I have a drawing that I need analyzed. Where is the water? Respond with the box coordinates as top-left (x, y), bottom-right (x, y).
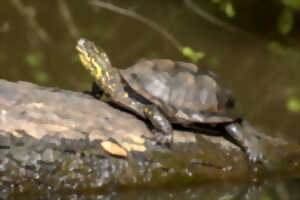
top-left (1, 0), bottom-right (300, 199)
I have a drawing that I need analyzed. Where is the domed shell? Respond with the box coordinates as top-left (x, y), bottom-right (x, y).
top-left (120, 59), bottom-right (236, 124)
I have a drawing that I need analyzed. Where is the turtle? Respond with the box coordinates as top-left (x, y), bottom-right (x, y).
top-left (76, 38), bottom-right (265, 162)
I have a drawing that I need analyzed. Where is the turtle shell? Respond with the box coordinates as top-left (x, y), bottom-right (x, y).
top-left (120, 59), bottom-right (236, 124)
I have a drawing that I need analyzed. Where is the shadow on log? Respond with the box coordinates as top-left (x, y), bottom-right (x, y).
top-left (0, 79), bottom-right (300, 195)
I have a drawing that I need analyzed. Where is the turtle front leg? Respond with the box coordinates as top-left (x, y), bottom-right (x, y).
top-left (143, 105), bottom-right (173, 144)
top-left (84, 82), bottom-right (104, 99)
top-left (225, 121), bottom-right (265, 162)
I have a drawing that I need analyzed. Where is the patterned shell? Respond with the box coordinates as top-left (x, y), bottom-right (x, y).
top-left (120, 59), bottom-right (236, 123)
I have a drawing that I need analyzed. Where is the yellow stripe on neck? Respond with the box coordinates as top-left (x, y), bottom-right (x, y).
top-left (91, 58), bottom-right (103, 79)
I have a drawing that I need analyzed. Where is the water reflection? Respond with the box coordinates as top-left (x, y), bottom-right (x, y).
top-left (113, 178), bottom-right (300, 200)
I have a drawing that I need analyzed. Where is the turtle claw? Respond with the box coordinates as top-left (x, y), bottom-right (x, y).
top-left (159, 134), bottom-right (173, 145)
top-left (247, 149), bottom-right (264, 163)
top-left (225, 122), bottom-right (268, 164)
top-left (151, 130), bottom-right (173, 146)
top-left (242, 135), bottom-right (268, 164)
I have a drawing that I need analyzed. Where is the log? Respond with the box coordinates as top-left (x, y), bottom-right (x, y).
top-left (0, 79), bottom-right (300, 195)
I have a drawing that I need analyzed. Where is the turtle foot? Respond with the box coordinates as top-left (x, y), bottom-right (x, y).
top-left (225, 122), bottom-right (268, 164)
top-left (151, 130), bottom-right (173, 146)
top-left (243, 136), bottom-right (266, 163)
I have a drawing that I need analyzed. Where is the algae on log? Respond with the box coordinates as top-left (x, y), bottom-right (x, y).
top-left (0, 79), bottom-right (300, 194)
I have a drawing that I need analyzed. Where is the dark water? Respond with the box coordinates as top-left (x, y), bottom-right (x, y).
top-left (111, 178), bottom-right (300, 200)
top-left (9, 178), bottom-right (300, 200)
top-left (1, 0), bottom-right (300, 199)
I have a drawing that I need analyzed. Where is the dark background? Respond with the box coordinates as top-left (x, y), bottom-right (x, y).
top-left (1, 0), bottom-right (300, 142)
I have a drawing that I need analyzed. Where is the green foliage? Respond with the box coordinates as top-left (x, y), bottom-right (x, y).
top-left (35, 71), bottom-right (49, 83)
top-left (277, 7), bottom-right (294, 35)
top-left (211, 0), bottom-right (298, 35)
top-left (260, 195), bottom-right (272, 200)
top-left (25, 52), bottom-right (43, 68)
top-left (224, 2), bottom-right (235, 18)
top-left (282, 0), bottom-right (300, 9)
top-left (286, 96), bottom-right (300, 113)
top-left (182, 47), bottom-right (205, 63)
top-left (25, 52), bottom-right (49, 84)
top-left (210, 0), bottom-right (235, 18)
top-left (211, 0), bottom-right (221, 3)
top-left (267, 41), bottom-right (300, 57)
top-left (268, 41), bottom-right (288, 56)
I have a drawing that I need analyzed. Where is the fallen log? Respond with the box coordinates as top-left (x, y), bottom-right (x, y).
top-left (0, 79), bottom-right (300, 195)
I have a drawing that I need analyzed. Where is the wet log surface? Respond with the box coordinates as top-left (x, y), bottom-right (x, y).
top-left (0, 79), bottom-right (300, 196)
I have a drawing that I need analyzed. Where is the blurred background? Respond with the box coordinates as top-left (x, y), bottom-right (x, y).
top-left (1, 0), bottom-right (300, 142)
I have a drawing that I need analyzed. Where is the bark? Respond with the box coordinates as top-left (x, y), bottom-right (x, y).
top-left (0, 79), bottom-right (299, 195)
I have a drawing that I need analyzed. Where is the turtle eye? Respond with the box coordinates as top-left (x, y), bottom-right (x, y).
top-left (78, 38), bottom-right (87, 47)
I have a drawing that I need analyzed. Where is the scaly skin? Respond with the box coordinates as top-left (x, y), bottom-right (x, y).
top-left (76, 38), bottom-right (173, 144)
top-left (76, 38), bottom-right (267, 163)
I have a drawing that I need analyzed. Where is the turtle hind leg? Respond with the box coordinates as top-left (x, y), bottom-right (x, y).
top-left (143, 105), bottom-right (173, 145)
top-left (225, 121), bottom-right (265, 163)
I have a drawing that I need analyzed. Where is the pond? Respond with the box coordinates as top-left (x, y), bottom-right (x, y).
top-left (1, 0), bottom-right (300, 199)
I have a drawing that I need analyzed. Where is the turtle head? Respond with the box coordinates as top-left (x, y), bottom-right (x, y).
top-left (76, 38), bottom-right (112, 80)
top-left (76, 38), bottom-right (122, 96)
